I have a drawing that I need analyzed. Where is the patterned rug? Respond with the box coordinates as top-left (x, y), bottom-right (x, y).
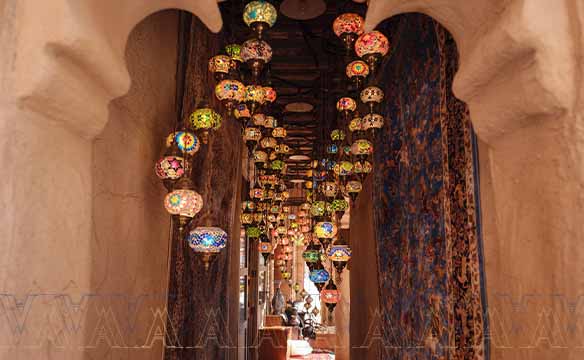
top-left (372, 14), bottom-right (488, 360)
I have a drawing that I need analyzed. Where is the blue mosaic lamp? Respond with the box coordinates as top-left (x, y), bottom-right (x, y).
top-left (187, 226), bottom-right (228, 270)
top-left (309, 262), bottom-right (330, 292)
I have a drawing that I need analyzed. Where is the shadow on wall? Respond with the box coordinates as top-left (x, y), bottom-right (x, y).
top-left (86, 10), bottom-right (178, 360)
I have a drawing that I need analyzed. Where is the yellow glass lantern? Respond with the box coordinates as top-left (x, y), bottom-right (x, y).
top-left (215, 79), bottom-right (245, 111)
top-left (346, 60), bottom-right (369, 88)
top-left (208, 55), bottom-right (231, 80)
top-left (243, 1), bottom-right (278, 38)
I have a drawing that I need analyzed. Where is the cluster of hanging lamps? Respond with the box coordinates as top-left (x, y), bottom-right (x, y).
top-left (155, 102), bottom-right (229, 270)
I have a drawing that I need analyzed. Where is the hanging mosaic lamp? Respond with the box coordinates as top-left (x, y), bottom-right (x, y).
top-left (353, 160), bottom-right (373, 181)
top-left (303, 242), bottom-right (321, 271)
top-left (164, 177), bottom-right (203, 233)
top-left (253, 150), bottom-right (268, 164)
top-left (208, 54), bottom-right (231, 81)
top-left (189, 107), bottom-right (222, 143)
top-left (260, 136), bottom-right (278, 150)
top-left (322, 280), bottom-right (341, 316)
top-left (234, 104), bottom-right (252, 125)
top-left (309, 262), bottom-right (330, 292)
top-left (310, 201), bottom-right (327, 218)
top-left (248, 223), bottom-right (263, 237)
top-left (215, 79), bottom-right (245, 112)
top-left (249, 186), bottom-right (265, 201)
top-left (345, 180), bottom-right (363, 201)
top-left (355, 30), bottom-right (390, 73)
top-left (333, 161), bottom-right (354, 177)
top-left (241, 39), bottom-right (273, 78)
top-left (314, 221), bottom-right (338, 245)
top-left (332, 13), bottom-right (365, 53)
top-left (243, 0), bottom-right (278, 39)
top-left (259, 233), bottom-right (273, 265)
top-left (362, 113), bottom-right (385, 134)
top-left (330, 198), bottom-right (349, 214)
top-left (272, 127), bottom-right (287, 139)
top-left (264, 86), bottom-right (278, 104)
top-left (330, 129), bottom-right (347, 145)
top-left (319, 181), bottom-right (339, 199)
top-left (244, 84), bottom-right (266, 114)
top-left (241, 212), bottom-right (254, 225)
top-left (351, 139), bottom-right (374, 160)
top-left (336, 97), bottom-right (357, 120)
top-left (328, 244), bottom-right (352, 274)
top-left (187, 226), bottom-right (227, 270)
top-left (166, 130), bottom-right (201, 156)
top-left (360, 86), bottom-right (384, 113)
top-left (225, 43), bottom-right (243, 72)
top-left (243, 127), bottom-right (262, 153)
top-left (155, 153), bottom-right (185, 190)
top-left (263, 115), bottom-right (277, 129)
top-left (346, 60), bottom-right (370, 88)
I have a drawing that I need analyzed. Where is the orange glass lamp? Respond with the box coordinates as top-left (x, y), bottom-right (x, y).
top-left (333, 13), bottom-right (365, 53)
top-left (355, 30), bottom-right (390, 73)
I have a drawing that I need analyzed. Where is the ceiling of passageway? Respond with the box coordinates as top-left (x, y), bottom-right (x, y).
top-left (218, 0), bottom-right (369, 179)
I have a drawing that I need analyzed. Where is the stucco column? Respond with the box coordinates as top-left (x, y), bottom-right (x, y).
top-left (0, 1), bottom-right (222, 359)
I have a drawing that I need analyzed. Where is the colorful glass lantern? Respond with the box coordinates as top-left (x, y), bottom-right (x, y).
top-left (234, 104), bottom-right (251, 124)
top-left (263, 115), bottom-right (277, 129)
top-left (303, 248), bottom-right (321, 271)
top-left (334, 161), bottom-right (354, 176)
top-left (208, 55), bottom-right (231, 81)
top-left (362, 113), bottom-right (385, 131)
top-left (322, 280), bottom-right (341, 315)
top-left (166, 131), bottom-right (200, 156)
top-left (215, 79), bottom-right (245, 111)
top-left (187, 226), bottom-right (227, 270)
top-left (326, 144), bottom-right (339, 154)
top-left (164, 178), bottom-right (203, 232)
top-left (355, 31), bottom-right (390, 72)
top-left (189, 108), bottom-right (222, 142)
top-left (241, 39), bottom-right (273, 78)
top-left (155, 155), bottom-right (185, 181)
top-left (246, 226), bottom-right (261, 238)
top-left (254, 150), bottom-right (268, 164)
top-left (309, 266), bottom-right (330, 292)
top-left (244, 85), bottom-right (266, 114)
top-left (319, 182), bottom-right (339, 198)
top-left (243, 127), bottom-right (262, 152)
top-left (314, 222), bottom-right (338, 239)
top-left (241, 212), bottom-right (253, 225)
top-left (351, 139), bottom-right (374, 159)
top-left (253, 213), bottom-right (264, 223)
top-left (259, 174), bottom-right (278, 188)
top-left (336, 97), bottom-right (357, 115)
top-left (354, 160), bottom-right (373, 175)
top-left (348, 117), bottom-right (364, 133)
top-left (243, 1), bottom-right (278, 38)
top-left (330, 199), bottom-right (349, 213)
top-left (345, 180), bottom-right (363, 201)
top-left (282, 271), bottom-right (292, 280)
top-left (330, 129), bottom-right (346, 143)
top-left (260, 136), bottom-right (277, 149)
top-left (264, 87), bottom-right (277, 103)
top-left (242, 200), bottom-right (256, 212)
top-left (259, 236), bottom-right (273, 265)
top-left (333, 13), bottom-right (365, 52)
top-left (250, 187), bottom-right (265, 200)
top-left (346, 60), bottom-right (370, 88)
top-left (272, 127), bottom-right (287, 138)
top-left (271, 159), bottom-right (285, 172)
top-left (252, 113), bottom-right (266, 126)
top-left (328, 244), bottom-right (352, 263)
top-left (311, 201), bottom-right (327, 217)
top-left (275, 143), bottom-right (289, 155)
top-left (361, 86), bottom-right (384, 105)
top-left (225, 43), bottom-right (243, 69)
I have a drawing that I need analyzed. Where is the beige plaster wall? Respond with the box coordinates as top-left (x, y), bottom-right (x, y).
top-left (87, 10), bottom-right (179, 360)
top-left (0, 9), bottom-right (179, 360)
